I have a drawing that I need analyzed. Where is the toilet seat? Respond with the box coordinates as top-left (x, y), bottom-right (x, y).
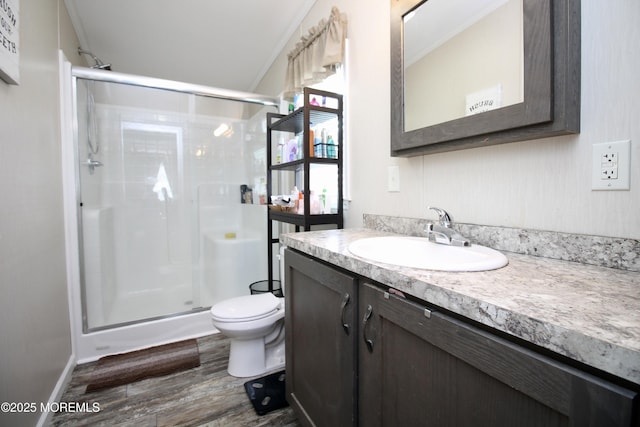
top-left (210, 292), bottom-right (281, 322)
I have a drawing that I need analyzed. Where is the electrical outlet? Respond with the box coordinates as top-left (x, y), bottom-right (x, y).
top-left (601, 167), bottom-right (618, 180)
top-left (592, 140), bottom-right (631, 190)
top-left (602, 152), bottom-right (618, 167)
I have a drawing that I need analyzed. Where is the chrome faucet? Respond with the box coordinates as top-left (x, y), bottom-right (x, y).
top-left (425, 207), bottom-right (470, 247)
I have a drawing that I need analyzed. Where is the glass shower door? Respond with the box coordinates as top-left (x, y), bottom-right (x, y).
top-left (77, 80), bottom-right (197, 330)
top-left (75, 75), bottom-right (272, 332)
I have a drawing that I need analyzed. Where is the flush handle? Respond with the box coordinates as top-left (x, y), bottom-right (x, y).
top-left (340, 293), bottom-right (351, 335)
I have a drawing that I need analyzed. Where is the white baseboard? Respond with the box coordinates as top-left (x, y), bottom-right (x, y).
top-left (36, 354), bottom-right (76, 427)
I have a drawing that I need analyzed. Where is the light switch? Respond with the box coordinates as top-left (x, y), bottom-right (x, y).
top-left (388, 166), bottom-right (400, 192)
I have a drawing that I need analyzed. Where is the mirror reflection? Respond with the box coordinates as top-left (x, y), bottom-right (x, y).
top-left (404, 0), bottom-right (524, 131)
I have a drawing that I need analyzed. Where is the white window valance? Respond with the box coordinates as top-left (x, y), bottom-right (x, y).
top-left (284, 6), bottom-right (347, 100)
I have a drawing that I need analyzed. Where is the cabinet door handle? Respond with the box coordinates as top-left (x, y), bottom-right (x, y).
top-left (340, 293), bottom-right (351, 335)
top-left (363, 304), bottom-right (374, 352)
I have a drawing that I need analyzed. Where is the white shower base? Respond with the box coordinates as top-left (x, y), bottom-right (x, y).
top-left (104, 282), bottom-right (194, 326)
top-left (75, 309), bottom-right (215, 363)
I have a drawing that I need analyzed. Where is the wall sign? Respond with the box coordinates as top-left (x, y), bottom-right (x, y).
top-left (0, 0), bottom-right (19, 85)
top-left (465, 84), bottom-right (502, 116)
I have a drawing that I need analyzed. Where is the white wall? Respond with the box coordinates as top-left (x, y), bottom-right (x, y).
top-left (405, 0), bottom-right (523, 129)
top-left (0, 1), bottom-right (80, 426)
top-left (258, 0), bottom-right (640, 240)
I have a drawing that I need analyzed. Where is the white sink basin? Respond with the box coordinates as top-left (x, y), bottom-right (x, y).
top-left (347, 236), bottom-right (508, 272)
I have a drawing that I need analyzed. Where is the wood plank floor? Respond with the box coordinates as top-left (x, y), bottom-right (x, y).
top-left (49, 334), bottom-right (301, 426)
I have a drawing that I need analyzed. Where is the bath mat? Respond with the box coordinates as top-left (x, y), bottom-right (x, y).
top-left (85, 339), bottom-right (200, 393)
top-left (244, 370), bottom-right (289, 416)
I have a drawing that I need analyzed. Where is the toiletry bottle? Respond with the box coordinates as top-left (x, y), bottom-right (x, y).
top-left (291, 187), bottom-right (299, 212)
top-left (257, 178), bottom-right (267, 205)
top-left (287, 138), bottom-right (298, 162)
top-left (309, 129), bottom-right (314, 157)
top-left (327, 134), bottom-right (336, 159)
top-left (240, 185), bottom-right (248, 204)
top-left (297, 191), bottom-right (304, 214)
top-left (314, 130), bottom-right (322, 158)
top-left (321, 128), bottom-right (328, 158)
top-left (276, 138), bottom-right (284, 164)
top-left (310, 191), bottom-right (320, 215)
top-left (321, 188), bottom-right (328, 214)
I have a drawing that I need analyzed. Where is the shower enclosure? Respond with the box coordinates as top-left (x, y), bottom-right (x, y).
top-left (63, 64), bottom-right (279, 361)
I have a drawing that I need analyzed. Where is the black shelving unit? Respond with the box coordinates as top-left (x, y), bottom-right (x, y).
top-left (266, 87), bottom-right (344, 289)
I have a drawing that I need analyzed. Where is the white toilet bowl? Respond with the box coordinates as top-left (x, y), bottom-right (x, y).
top-left (210, 292), bottom-right (285, 377)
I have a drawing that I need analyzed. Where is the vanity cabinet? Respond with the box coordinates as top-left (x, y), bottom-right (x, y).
top-left (284, 248), bottom-right (357, 427)
top-left (285, 249), bottom-right (639, 427)
top-left (358, 282), bottom-right (637, 427)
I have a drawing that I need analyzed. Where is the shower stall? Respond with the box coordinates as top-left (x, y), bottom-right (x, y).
top-left (62, 63), bottom-right (279, 361)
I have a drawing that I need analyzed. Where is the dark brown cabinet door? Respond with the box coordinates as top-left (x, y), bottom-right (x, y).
top-left (358, 282), bottom-right (637, 427)
top-left (284, 249), bottom-right (357, 426)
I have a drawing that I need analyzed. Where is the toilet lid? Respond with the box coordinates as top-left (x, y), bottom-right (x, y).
top-left (210, 292), bottom-right (281, 321)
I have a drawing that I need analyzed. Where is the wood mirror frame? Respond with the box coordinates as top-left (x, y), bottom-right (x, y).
top-left (390, 0), bottom-right (581, 156)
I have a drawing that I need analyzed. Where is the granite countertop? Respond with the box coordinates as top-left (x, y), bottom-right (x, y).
top-left (280, 228), bottom-right (640, 386)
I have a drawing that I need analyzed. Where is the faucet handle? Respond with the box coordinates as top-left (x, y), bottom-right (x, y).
top-left (428, 207), bottom-right (453, 228)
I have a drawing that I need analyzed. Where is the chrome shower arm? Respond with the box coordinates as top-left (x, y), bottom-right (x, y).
top-left (78, 48), bottom-right (111, 70)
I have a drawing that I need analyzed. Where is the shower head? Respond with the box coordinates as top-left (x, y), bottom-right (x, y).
top-left (78, 48), bottom-right (112, 71)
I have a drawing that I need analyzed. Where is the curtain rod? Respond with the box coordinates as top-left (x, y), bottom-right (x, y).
top-left (72, 66), bottom-right (279, 107)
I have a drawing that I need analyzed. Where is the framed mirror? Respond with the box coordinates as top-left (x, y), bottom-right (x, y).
top-left (391, 0), bottom-right (581, 156)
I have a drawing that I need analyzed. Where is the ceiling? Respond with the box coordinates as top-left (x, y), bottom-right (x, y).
top-left (65, 0), bottom-right (317, 93)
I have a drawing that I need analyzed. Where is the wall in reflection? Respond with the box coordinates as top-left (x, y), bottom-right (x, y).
top-left (404, 0), bottom-right (523, 131)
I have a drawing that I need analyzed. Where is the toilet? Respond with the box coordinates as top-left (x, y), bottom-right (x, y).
top-left (210, 292), bottom-right (285, 377)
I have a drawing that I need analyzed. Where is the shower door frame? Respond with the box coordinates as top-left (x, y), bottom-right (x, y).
top-left (62, 61), bottom-right (278, 362)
